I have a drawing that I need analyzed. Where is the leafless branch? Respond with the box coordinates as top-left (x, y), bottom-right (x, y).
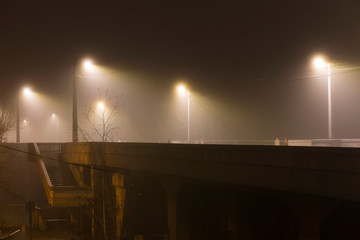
top-left (80, 86), bottom-right (123, 142)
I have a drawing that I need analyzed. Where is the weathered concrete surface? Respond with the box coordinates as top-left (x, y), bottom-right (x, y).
top-left (60, 142), bottom-right (360, 202)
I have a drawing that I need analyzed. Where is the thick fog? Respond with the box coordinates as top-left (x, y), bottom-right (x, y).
top-left (2, 0), bottom-right (360, 143)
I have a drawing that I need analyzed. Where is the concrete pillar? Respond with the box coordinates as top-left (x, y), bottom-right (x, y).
top-left (112, 173), bottom-right (126, 240)
top-left (91, 167), bottom-right (95, 239)
top-left (79, 166), bottom-right (84, 186)
top-left (287, 196), bottom-right (335, 240)
top-left (226, 204), bottom-right (238, 240)
top-left (68, 165), bottom-right (84, 186)
top-left (296, 213), bottom-right (321, 240)
top-left (163, 180), bottom-right (182, 240)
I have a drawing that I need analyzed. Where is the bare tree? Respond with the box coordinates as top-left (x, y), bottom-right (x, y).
top-left (80, 87), bottom-right (123, 142)
top-left (0, 100), bottom-right (15, 143)
top-left (79, 87), bottom-right (123, 239)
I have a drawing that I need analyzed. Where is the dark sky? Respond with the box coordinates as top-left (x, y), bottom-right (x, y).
top-left (1, 0), bottom-right (360, 142)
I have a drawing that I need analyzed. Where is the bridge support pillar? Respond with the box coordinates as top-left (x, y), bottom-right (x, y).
top-left (163, 180), bottom-right (181, 240)
top-left (288, 196), bottom-right (335, 240)
top-left (112, 173), bottom-right (126, 240)
top-left (296, 217), bottom-right (320, 240)
top-left (90, 167), bottom-right (95, 240)
top-left (69, 165), bottom-right (84, 186)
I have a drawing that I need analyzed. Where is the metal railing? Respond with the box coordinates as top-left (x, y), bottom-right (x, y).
top-left (0, 227), bottom-right (25, 240)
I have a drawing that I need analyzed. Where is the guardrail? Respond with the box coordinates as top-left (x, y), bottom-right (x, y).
top-left (0, 227), bottom-right (25, 240)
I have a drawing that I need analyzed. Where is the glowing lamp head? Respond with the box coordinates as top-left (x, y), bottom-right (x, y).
top-left (23, 87), bottom-right (32, 96)
top-left (177, 85), bottom-right (187, 95)
top-left (98, 101), bottom-right (105, 111)
top-left (83, 59), bottom-right (94, 70)
top-left (51, 113), bottom-right (56, 119)
top-left (313, 56), bottom-right (327, 68)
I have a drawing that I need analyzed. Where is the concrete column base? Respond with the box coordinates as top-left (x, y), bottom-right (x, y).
top-left (162, 180), bottom-right (182, 240)
top-left (112, 173), bottom-right (126, 240)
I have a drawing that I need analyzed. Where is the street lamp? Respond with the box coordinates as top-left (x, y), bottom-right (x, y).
top-left (73, 58), bottom-right (94, 142)
top-left (83, 60), bottom-right (94, 70)
top-left (16, 87), bottom-right (32, 143)
top-left (313, 56), bottom-right (333, 139)
top-left (51, 113), bottom-right (59, 142)
top-left (23, 87), bottom-right (32, 96)
top-left (97, 101), bottom-right (105, 112)
top-left (177, 85), bottom-right (190, 142)
top-left (97, 101), bottom-right (107, 142)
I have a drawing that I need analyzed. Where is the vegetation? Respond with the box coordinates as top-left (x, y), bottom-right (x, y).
top-left (0, 100), bottom-right (15, 143)
top-left (79, 87), bottom-right (123, 239)
top-left (80, 87), bottom-right (122, 142)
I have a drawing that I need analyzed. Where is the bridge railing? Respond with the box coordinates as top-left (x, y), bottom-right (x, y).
top-left (0, 227), bottom-right (25, 240)
top-left (0, 204), bottom-right (29, 240)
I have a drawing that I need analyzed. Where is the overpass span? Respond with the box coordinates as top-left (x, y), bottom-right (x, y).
top-left (59, 142), bottom-right (360, 202)
top-left (18, 142), bottom-right (360, 240)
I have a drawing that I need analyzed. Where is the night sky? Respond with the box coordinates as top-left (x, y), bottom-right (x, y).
top-left (1, 0), bottom-right (360, 142)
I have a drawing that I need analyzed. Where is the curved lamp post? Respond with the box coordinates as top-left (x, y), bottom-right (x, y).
top-left (16, 87), bottom-right (32, 143)
top-left (313, 56), bottom-right (333, 139)
top-left (51, 113), bottom-right (59, 142)
top-left (177, 85), bottom-right (190, 142)
top-left (73, 58), bottom-right (94, 142)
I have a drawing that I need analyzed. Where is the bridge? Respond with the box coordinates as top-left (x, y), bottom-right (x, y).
top-left (2, 141), bottom-right (360, 240)
top-left (62, 142), bottom-right (360, 201)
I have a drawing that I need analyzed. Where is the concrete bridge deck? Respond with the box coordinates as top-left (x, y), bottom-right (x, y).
top-left (59, 142), bottom-right (360, 202)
